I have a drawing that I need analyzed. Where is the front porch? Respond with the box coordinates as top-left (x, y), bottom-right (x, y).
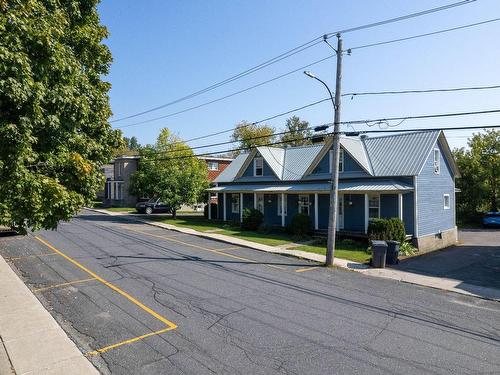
top-left (207, 181), bottom-right (415, 235)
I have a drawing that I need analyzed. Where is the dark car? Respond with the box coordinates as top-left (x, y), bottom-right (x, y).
top-left (482, 212), bottom-right (500, 228)
top-left (135, 198), bottom-right (172, 215)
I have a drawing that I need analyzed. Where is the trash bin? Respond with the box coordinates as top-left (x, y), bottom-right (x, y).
top-left (386, 240), bottom-right (400, 265)
top-left (371, 240), bottom-right (387, 268)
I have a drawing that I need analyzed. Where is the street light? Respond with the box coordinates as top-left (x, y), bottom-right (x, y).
top-left (303, 35), bottom-right (343, 267)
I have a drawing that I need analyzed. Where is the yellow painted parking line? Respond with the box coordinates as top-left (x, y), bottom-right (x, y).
top-left (6, 252), bottom-right (57, 261)
top-left (33, 277), bottom-right (97, 293)
top-left (125, 227), bottom-right (285, 270)
top-left (295, 266), bottom-right (323, 273)
top-left (34, 236), bottom-right (177, 355)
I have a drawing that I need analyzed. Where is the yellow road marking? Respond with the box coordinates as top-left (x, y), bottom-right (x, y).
top-left (295, 266), bottom-right (322, 273)
top-left (6, 253), bottom-right (57, 261)
top-left (33, 277), bottom-right (97, 293)
top-left (216, 246), bottom-right (241, 252)
top-left (125, 227), bottom-right (285, 270)
top-left (34, 236), bottom-right (177, 355)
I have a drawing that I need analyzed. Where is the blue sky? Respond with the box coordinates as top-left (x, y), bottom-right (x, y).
top-left (98, 0), bottom-right (500, 152)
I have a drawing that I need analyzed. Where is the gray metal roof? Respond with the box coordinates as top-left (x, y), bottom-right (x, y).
top-left (257, 146), bottom-right (285, 178)
top-left (362, 130), bottom-right (440, 176)
top-left (208, 179), bottom-right (413, 193)
top-left (213, 153), bottom-right (249, 183)
top-left (340, 137), bottom-right (372, 174)
top-left (282, 144), bottom-right (324, 180)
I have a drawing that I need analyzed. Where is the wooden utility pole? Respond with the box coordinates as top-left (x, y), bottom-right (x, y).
top-left (326, 34), bottom-right (343, 267)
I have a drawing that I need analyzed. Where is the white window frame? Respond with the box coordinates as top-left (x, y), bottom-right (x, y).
top-left (207, 161), bottom-right (219, 171)
top-left (231, 194), bottom-right (240, 213)
top-left (368, 194), bottom-right (380, 219)
top-left (254, 157), bottom-right (264, 176)
top-left (277, 195), bottom-right (287, 216)
top-left (329, 148), bottom-right (344, 173)
top-left (443, 194), bottom-right (450, 209)
top-left (433, 148), bottom-right (441, 175)
top-left (298, 194), bottom-right (310, 215)
top-left (117, 162), bottom-right (123, 177)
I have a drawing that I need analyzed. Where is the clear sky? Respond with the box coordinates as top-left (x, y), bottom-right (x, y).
top-left (98, 0), bottom-right (500, 152)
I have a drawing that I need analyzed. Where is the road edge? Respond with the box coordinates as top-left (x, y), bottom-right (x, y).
top-left (0, 253), bottom-right (100, 374)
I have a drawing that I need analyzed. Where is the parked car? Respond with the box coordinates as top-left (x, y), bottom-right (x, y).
top-left (482, 212), bottom-right (500, 228)
top-left (135, 198), bottom-right (172, 214)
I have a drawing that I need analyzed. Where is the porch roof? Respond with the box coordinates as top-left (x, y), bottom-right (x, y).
top-left (208, 179), bottom-right (413, 193)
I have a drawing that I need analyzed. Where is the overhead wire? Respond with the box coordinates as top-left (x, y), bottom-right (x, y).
top-left (110, 0), bottom-right (475, 123)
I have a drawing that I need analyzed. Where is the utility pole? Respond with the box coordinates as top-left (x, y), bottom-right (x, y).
top-left (326, 34), bottom-right (343, 267)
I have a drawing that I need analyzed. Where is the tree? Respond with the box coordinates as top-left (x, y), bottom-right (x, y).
top-left (130, 128), bottom-right (208, 219)
top-left (453, 130), bottom-right (499, 221)
top-left (280, 116), bottom-right (312, 146)
top-left (230, 121), bottom-right (275, 155)
top-left (115, 135), bottom-right (141, 156)
top-left (0, 1), bottom-right (121, 233)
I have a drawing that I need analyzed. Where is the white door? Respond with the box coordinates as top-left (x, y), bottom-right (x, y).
top-left (337, 194), bottom-right (344, 229)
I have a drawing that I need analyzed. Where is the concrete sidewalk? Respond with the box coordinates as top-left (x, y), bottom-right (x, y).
top-left (86, 208), bottom-right (500, 302)
top-left (0, 254), bottom-right (99, 374)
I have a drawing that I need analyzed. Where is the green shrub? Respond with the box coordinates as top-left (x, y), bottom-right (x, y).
top-left (368, 218), bottom-right (406, 243)
top-left (289, 213), bottom-right (311, 236)
top-left (399, 241), bottom-right (418, 256)
top-left (241, 208), bottom-right (264, 231)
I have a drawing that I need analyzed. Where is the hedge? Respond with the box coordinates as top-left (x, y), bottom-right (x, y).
top-left (368, 218), bottom-right (406, 243)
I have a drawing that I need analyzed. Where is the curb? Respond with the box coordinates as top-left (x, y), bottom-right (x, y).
top-left (85, 208), bottom-right (500, 302)
top-left (0, 254), bottom-right (99, 375)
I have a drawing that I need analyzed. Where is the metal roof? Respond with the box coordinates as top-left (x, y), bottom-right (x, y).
top-left (282, 144), bottom-right (324, 180)
top-left (213, 153), bottom-right (249, 183)
top-left (208, 179), bottom-right (413, 193)
top-left (257, 147), bottom-right (285, 178)
top-left (340, 137), bottom-right (372, 174)
top-left (362, 130), bottom-right (440, 176)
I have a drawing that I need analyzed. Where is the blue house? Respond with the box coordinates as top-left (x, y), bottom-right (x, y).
top-left (208, 130), bottom-right (460, 252)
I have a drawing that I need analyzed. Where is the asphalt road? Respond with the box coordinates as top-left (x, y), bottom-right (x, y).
top-left (0, 210), bottom-right (499, 375)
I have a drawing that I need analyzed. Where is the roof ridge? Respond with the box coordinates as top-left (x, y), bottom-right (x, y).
top-left (363, 129), bottom-right (439, 141)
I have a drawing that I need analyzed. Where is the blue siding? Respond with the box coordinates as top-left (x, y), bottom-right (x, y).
top-left (403, 192), bottom-right (414, 235)
top-left (227, 193), bottom-right (240, 222)
top-left (416, 141), bottom-right (455, 236)
top-left (312, 147), bottom-right (369, 177)
top-left (343, 194), bottom-right (365, 231)
top-left (264, 194), bottom-right (282, 225)
top-left (241, 156), bottom-right (276, 178)
top-left (217, 193), bottom-right (223, 219)
top-left (243, 193), bottom-right (253, 211)
top-left (318, 194), bottom-right (330, 229)
top-left (380, 194), bottom-right (398, 218)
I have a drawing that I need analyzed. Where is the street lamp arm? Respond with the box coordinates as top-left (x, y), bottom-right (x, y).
top-left (303, 71), bottom-right (336, 108)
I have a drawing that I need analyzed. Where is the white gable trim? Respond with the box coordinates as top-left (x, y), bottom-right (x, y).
top-left (234, 149), bottom-right (258, 179)
top-left (416, 131), bottom-right (459, 177)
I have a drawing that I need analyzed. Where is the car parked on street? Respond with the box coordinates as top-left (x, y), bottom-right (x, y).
top-left (482, 212), bottom-right (500, 228)
top-left (135, 198), bottom-right (172, 215)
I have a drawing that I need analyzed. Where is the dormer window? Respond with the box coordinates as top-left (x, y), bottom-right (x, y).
top-left (433, 148), bottom-right (440, 174)
top-left (329, 148), bottom-right (344, 173)
top-left (254, 157), bottom-right (263, 176)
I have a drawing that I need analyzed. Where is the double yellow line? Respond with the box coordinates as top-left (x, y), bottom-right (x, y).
top-left (35, 236), bottom-right (177, 356)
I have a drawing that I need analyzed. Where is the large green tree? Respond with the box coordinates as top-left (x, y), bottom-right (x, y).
top-left (130, 128), bottom-right (208, 219)
top-left (453, 129), bottom-right (499, 221)
top-left (0, 1), bottom-right (121, 233)
top-left (280, 116), bottom-right (312, 146)
top-left (230, 121), bottom-right (275, 155)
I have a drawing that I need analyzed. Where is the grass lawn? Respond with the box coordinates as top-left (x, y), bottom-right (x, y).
top-left (150, 216), bottom-right (294, 246)
top-left (296, 240), bottom-right (371, 263)
top-left (106, 207), bottom-right (137, 213)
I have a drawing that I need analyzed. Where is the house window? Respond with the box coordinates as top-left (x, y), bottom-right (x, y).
top-left (329, 148), bottom-right (344, 173)
top-left (231, 194), bottom-right (240, 213)
top-left (434, 148), bottom-right (440, 174)
top-left (298, 195), bottom-right (310, 215)
top-left (256, 194), bottom-right (265, 214)
top-left (278, 195), bottom-right (287, 216)
top-left (254, 158), bottom-right (263, 176)
top-left (207, 161), bottom-right (219, 171)
top-left (117, 162), bottom-right (123, 177)
top-left (443, 194), bottom-right (450, 209)
top-left (368, 194), bottom-right (380, 218)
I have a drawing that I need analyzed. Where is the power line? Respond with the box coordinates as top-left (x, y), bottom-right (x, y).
top-left (146, 124), bottom-right (499, 162)
top-left (348, 17), bottom-right (500, 51)
top-left (116, 55), bottom-right (335, 128)
top-left (344, 84), bottom-right (500, 97)
top-left (110, 0), bottom-right (475, 123)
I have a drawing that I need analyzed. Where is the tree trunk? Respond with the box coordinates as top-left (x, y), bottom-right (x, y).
top-left (172, 209), bottom-right (177, 219)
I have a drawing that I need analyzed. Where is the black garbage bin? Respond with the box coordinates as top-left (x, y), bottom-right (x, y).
top-left (386, 240), bottom-right (400, 265)
top-left (371, 240), bottom-right (387, 268)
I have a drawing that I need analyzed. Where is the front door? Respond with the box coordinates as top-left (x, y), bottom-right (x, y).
top-left (337, 194), bottom-right (344, 229)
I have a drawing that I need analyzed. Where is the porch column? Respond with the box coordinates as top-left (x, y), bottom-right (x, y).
top-left (240, 192), bottom-right (243, 222)
top-left (398, 193), bottom-right (403, 221)
top-left (254, 193), bottom-right (257, 209)
top-left (208, 193), bottom-right (211, 220)
top-left (314, 193), bottom-right (319, 230)
top-left (223, 193), bottom-right (227, 221)
top-left (281, 193), bottom-right (285, 227)
top-left (364, 194), bottom-right (369, 233)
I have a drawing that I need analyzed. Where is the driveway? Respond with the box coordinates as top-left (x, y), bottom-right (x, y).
top-left (394, 228), bottom-right (500, 290)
